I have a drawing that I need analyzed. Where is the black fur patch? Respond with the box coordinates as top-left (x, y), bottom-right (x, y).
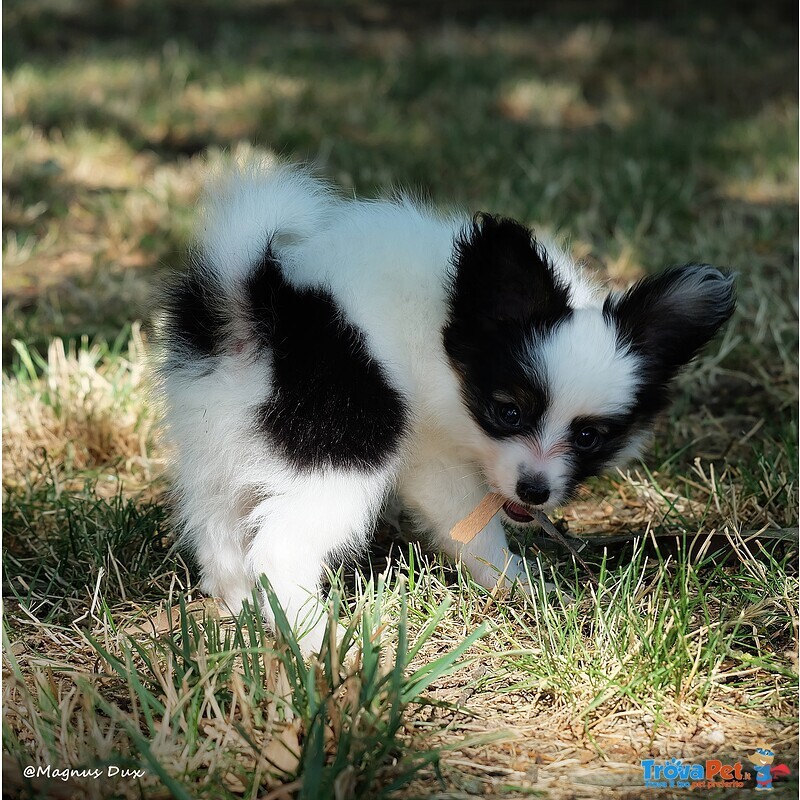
top-left (566, 414), bottom-right (637, 485)
top-left (443, 213), bottom-right (572, 437)
top-left (603, 263), bottom-right (736, 423)
top-left (159, 258), bottom-right (228, 361)
top-left (547, 410), bottom-right (651, 504)
top-left (447, 214), bottom-right (571, 334)
top-left (249, 248), bottom-right (408, 471)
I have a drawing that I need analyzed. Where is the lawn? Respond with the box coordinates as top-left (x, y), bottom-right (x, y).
top-left (2, 1), bottom-right (798, 798)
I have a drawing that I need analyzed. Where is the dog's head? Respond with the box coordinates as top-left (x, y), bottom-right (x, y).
top-left (444, 213), bottom-right (736, 522)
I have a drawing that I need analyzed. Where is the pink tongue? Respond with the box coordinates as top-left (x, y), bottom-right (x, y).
top-left (503, 501), bottom-right (535, 523)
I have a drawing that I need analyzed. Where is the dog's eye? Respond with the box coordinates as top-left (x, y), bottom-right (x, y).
top-left (575, 427), bottom-right (602, 451)
top-left (498, 403), bottom-right (522, 427)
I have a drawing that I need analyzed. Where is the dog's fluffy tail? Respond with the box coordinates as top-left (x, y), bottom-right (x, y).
top-left (154, 160), bottom-right (336, 372)
top-left (195, 159), bottom-right (338, 291)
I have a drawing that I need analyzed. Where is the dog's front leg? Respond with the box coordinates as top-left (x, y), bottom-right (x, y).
top-left (399, 459), bottom-right (531, 591)
top-left (444, 515), bottom-right (532, 591)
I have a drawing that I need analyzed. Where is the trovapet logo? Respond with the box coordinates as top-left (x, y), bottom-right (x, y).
top-left (641, 747), bottom-right (790, 791)
top-left (641, 758), bottom-right (749, 789)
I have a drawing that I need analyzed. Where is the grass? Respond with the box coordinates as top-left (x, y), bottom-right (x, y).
top-left (4, 572), bottom-right (489, 799)
top-left (3, 1), bottom-right (798, 797)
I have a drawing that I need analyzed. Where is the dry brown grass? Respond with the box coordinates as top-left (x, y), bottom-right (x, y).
top-left (3, 3), bottom-right (797, 796)
top-left (3, 325), bottom-right (160, 497)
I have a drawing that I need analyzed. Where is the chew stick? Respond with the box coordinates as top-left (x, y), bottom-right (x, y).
top-left (449, 494), bottom-right (600, 587)
top-left (450, 492), bottom-right (505, 543)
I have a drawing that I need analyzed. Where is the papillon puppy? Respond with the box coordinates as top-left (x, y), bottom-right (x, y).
top-left (154, 161), bottom-right (735, 653)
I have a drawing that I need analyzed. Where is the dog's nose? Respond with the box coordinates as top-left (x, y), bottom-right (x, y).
top-left (516, 476), bottom-right (550, 506)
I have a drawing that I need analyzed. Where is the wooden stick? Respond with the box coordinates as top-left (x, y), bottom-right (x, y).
top-left (450, 492), bottom-right (506, 543)
top-left (449, 493), bottom-right (600, 586)
top-left (533, 511), bottom-right (599, 586)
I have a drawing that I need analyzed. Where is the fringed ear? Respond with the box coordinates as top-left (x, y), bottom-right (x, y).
top-left (603, 264), bottom-right (736, 374)
top-left (448, 213), bottom-right (571, 335)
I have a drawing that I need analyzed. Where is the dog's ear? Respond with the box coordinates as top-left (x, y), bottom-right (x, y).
top-left (603, 264), bottom-right (736, 374)
top-left (450, 213), bottom-right (570, 332)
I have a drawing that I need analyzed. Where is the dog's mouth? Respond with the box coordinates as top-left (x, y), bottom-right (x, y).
top-left (502, 500), bottom-right (536, 523)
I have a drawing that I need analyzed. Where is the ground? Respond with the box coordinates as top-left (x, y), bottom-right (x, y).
top-left (2, 2), bottom-right (798, 798)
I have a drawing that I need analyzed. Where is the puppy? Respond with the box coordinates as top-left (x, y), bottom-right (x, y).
top-left (154, 161), bottom-right (735, 653)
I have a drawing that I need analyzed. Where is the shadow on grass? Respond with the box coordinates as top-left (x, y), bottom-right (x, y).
top-left (3, 0), bottom-right (798, 64)
top-left (3, 474), bottom-right (176, 624)
top-left (2, 0), bottom-right (797, 366)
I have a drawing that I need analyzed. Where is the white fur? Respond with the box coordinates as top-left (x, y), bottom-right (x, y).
top-left (507, 310), bottom-right (640, 503)
top-left (197, 159), bottom-right (341, 290)
top-left (156, 162), bottom-right (682, 653)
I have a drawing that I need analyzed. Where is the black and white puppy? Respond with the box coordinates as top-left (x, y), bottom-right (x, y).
top-left (155, 162), bottom-right (735, 653)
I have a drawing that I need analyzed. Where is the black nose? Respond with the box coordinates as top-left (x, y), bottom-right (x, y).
top-left (516, 476), bottom-right (550, 506)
